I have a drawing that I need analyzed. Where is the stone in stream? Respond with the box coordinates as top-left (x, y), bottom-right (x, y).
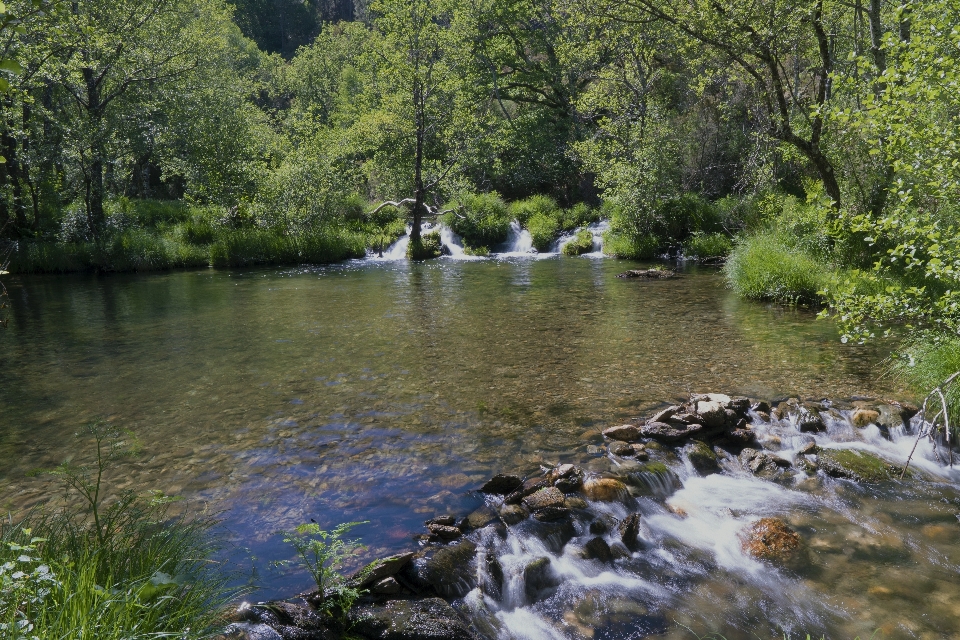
top-left (533, 506), bottom-right (571, 522)
top-left (616, 268), bottom-right (675, 279)
top-left (650, 405), bottom-right (680, 423)
top-left (424, 515), bottom-right (457, 527)
top-left (582, 478), bottom-right (629, 502)
top-left (685, 440), bottom-right (720, 474)
top-left (499, 504), bottom-right (528, 525)
top-left (349, 598), bottom-right (479, 640)
top-left (464, 505), bottom-right (499, 530)
top-left (370, 577), bottom-right (402, 595)
top-left (796, 406), bottom-right (826, 433)
top-left (851, 408), bottom-right (880, 428)
top-left (523, 557), bottom-right (558, 599)
top-left (751, 400), bottom-right (772, 414)
top-left (350, 552), bottom-right (415, 588)
top-left (695, 400), bottom-right (727, 428)
top-left (816, 448), bottom-right (910, 482)
top-left (522, 487), bottom-right (566, 511)
top-left (399, 541), bottom-right (478, 598)
top-left (219, 623), bottom-right (284, 640)
top-left (554, 466), bottom-right (584, 493)
top-left (609, 442), bottom-right (635, 457)
top-left (582, 537), bottom-right (613, 563)
top-left (638, 421), bottom-right (704, 442)
top-left (728, 396), bottom-right (751, 414)
top-left (480, 474), bottom-right (523, 495)
top-left (532, 518), bottom-right (577, 553)
top-left (618, 513), bottom-right (642, 551)
top-left (739, 448), bottom-right (791, 478)
top-left (602, 424), bottom-right (642, 442)
top-left (564, 496), bottom-right (588, 510)
top-left (233, 601), bottom-right (331, 640)
top-left (504, 477), bottom-right (551, 505)
top-left (741, 518), bottom-right (802, 565)
top-left (426, 524), bottom-right (462, 541)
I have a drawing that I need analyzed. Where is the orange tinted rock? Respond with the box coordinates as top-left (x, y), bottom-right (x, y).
top-left (741, 518), bottom-right (802, 563)
top-left (582, 478), bottom-right (629, 502)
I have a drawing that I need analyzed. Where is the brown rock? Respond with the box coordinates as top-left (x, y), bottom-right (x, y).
top-left (610, 442), bottom-right (635, 456)
top-left (638, 421), bottom-right (704, 442)
top-left (499, 504), bottom-right (527, 525)
top-left (603, 424), bottom-right (641, 442)
top-left (504, 477), bottom-right (551, 504)
top-left (582, 537), bottom-right (613, 563)
top-left (522, 487), bottom-right (566, 511)
top-left (370, 577), bottom-right (402, 595)
top-left (533, 506), bottom-right (571, 521)
top-left (650, 405), bottom-right (680, 423)
top-left (741, 518), bottom-right (802, 563)
top-left (350, 552), bottom-right (415, 588)
top-left (695, 400), bottom-right (727, 428)
top-left (465, 505), bottom-right (499, 530)
top-left (582, 478), bottom-right (629, 502)
top-left (427, 524), bottom-right (463, 540)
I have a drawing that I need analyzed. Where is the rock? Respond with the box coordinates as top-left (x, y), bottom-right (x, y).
top-left (499, 504), bottom-right (527, 525)
top-left (616, 268), bottom-right (675, 279)
top-left (350, 552), bottom-right (415, 588)
top-left (796, 407), bottom-right (826, 433)
top-left (533, 506), bottom-right (571, 522)
top-left (602, 424), bottom-right (641, 442)
top-left (427, 524), bottom-right (462, 541)
top-left (695, 400), bottom-right (727, 428)
top-left (483, 553), bottom-right (503, 600)
top-left (618, 513), bottom-right (642, 551)
top-left (371, 577), bottom-right (402, 595)
top-left (424, 515), bottom-right (457, 527)
top-left (582, 537), bottom-right (613, 563)
top-left (632, 445), bottom-right (649, 460)
top-left (638, 421), bottom-right (704, 442)
top-left (349, 597), bottom-right (478, 640)
top-left (589, 518), bottom-right (609, 535)
top-left (753, 411), bottom-right (771, 423)
top-left (464, 506), bottom-right (499, 530)
top-left (739, 448), bottom-right (790, 477)
top-left (851, 408), bottom-right (880, 428)
top-left (751, 401), bottom-right (771, 414)
top-left (582, 478), bottom-right (629, 502)
top-left (504, 477), bottom-right (551, 505)
top-left (816, 448), bottom-right (908, 482)
top-left (722, 428), bottom-right (757, 446)
top-left (220, 623), bottom-right (284, 640)
top-left (524, 557), bottom-right (557, 599)
top-left (685, 440), bottom-right (720, 474)
top-left (523, 487), bottom-right (566, 511)
top-left (554, 467), bottom-right (584, 493)
top-left (480, 474), bottom-right (523, 495)
top-left (741, 518), bottom-right (802, 564)
top-left (728, 396), bottom-right (751, 413)
top-left (554, 463), bottom-right (576, 478)
top-left (650, 405), bottom-right (680, 423)
top-left (610, 442), bottom-right (635, 456)
top-left (402, 541), bottom-right (478, 598)
top-left (563, 496), bottom-right (588, 510)
top-left (876, 404), bottom-right (910, 432)
top-left (533, 518), bottom-right (577, 552)
top-left (798, 441), bottom-right (819, 455)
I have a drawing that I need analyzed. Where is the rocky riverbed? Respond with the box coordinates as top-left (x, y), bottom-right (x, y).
top-left (221, 392), bottom-right (959, 640)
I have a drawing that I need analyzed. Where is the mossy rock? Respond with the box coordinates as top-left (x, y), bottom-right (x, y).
top-left (685, 440), bottom-right (720, 475)
top-left (817, 448), bottom-right (910, 483)
top-left (407, 231), bottom-right (442, 260)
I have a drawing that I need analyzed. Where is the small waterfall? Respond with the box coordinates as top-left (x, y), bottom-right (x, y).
top-left (497, 220), bottom-right (535, 256)
top-left (374, 226), bottom-right (410, 260)
top-left (552, 220), bottom-right (610, 256)
top-left (439, 225), bottom-right (472, 259)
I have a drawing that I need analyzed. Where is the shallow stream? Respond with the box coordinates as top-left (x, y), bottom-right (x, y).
top-left (2, 256), bottom-right (956, 639)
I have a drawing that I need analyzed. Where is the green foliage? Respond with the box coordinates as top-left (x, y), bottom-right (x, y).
top-left (509, 195), bottom-right (560, 226)
top-left (279, 522), bottom-right (371, 621)
top-left (1, 422), bottom-right (236, 639)
top-left (561, 230), bottom-right (595, 256)
top-left (406, 230), bottom-right (442, 261)
top-left (526, 213), bottom-right (560, 252)
top-left (442, 193), bottom-right (511, 250)
top-left (889, 335), bottom-right (960, 431)
top-left (602, 231), bottom-right (660, 260)
top-left (209, 228), bottom-right (365, 267)
top-left (724, 232), bottom-right (835, 305)
top-left (560, 203), bottom-right (599, 231)
top-left (684, 232), bottom-right (732, 259)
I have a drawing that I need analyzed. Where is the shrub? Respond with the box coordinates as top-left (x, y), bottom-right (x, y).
top-left (724, 232), bottom-right (835, 305)
top-left (602, 231), bottom-right (660, 259)
top-left (560, 202), bottom-right (599, 231)
top-left (526, 213), bottom-right (560, 252)
top-left (509, 195), bottom-right (559, 226)
top-left (442, 193), bottom-right (511, 249)
top-left (406, 230), bottom-right (442, 260)
top-left (684, 232), bottom-right (732, 260)
top-left (561, 229), bottom-right (594, 256)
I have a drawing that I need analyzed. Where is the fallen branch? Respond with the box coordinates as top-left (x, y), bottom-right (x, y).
top-left (901, 371), bottom-right (960, 478)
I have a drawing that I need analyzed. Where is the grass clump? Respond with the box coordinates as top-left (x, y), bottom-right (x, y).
top-left (561, 229), bottom-right (595, 256)
top-left (509, 194), bottom-right (559, 226)
top-left (889, 335), bottom-right (960, 435)
top-left (406, 230), bottom-right (442, 260)
top-left (684, 232), bottom-right (732, 260)
top-left (526, 213), bottom-right (560, 252)
top-left (442, 192), bottom-right (511, 251)
top-left (723, 232), bottom-right (834, 305)
top-left (209, 228), bottom-right (365, 267)
top-left (1, 422), bottom-right (237, 639)
top-left (602, 231), bottom-right (659, 259)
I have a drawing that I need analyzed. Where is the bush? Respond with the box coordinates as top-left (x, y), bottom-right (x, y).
top-left (561, 229), bottom-right (595, 256)
top-left (724, 232), bottom-right (835, 305)
top-left (442, 193), bottom-right (511, 249)
top-left (406, 230), bottom-right (442, 260)
top-left (684, 232), bottom-right (732, 259)
top-left (526, 213), bottom-right (560, 252)
top-left (560, 202), bottom-right (599, 231)
top-left (602, 231), bottom-right (660, 259)
top-left (509, 195), bottom-right (559, 226)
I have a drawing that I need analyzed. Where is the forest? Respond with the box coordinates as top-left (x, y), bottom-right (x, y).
top-left (2, 1), bottom-right (960, 638)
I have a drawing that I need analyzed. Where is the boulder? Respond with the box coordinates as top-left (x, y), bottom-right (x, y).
top-left (480, 474), bottom-right (523, 495)
top-left (582, 478), bottom-right (629, 502)
top-left (370, 577), bottom-right (403, 596)
top-left (616, 268), bottom-right (675, 279)
top-left (523, 487), bottom-right (566, 511)
top-left (532, 518), bottom-right (577, 552)
top-left (499, 504), bottom-right (527, 525)
top-left (554, 467), bottom-right (584, 493)
top-left (564, 496), bottom-right (588, 510)
top-left (400, 542), bottom-right (477, 598)
top-left (638, 421), bottom-right (704, 442)
top-left (685, 440), bottom-right (720, 474)
top-left (426, 524), bottom-right (462, 541)
top-left (602, 424), bottom-right (641, 442)
top-left (751, 401), bottom-right (771, 414)
top-left (796, 407), bottom-right (826, 433)
top-left (582, 537), bottom-right (613, 563)
top-left (850, 408), bottom-right (880, 428)
top-left (739, 448), bottom-right (790, 477)
top-left (650, 406), bottom-right (680, 423)
top-left (220, 623), bottom-right (284, 640)
top-left (464, 506), bottom-right (499, 530)
top-left (424, 515), bottom-right (457, 527)
top-left (695, 401), bottom-right (727, 428)
top-left (728, 396), bottom-right (751, 414)
top-left (618, 513), bottom-right (642, 551)
top-left (504, 477), bottom-right (551, 505)
top-left (350, 552), bottom-right (415, 589)
top-left (741, 518), bottom-right (802, 565)
top-left (349, 598), bottom-right (478, 640)
top-left (532, 506), bottom-right (571, 522)
top-left (523, 557), bottom-right (557, 599)
top-left (609, 442), bottom-right (635, 456)
top-left (816, 448), bottom-right (908, 482)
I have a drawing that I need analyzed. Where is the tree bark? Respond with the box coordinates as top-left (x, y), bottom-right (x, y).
top-left (410, 77), bottom-right (425, 244)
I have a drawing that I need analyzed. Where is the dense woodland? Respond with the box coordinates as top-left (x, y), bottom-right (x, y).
top-left (0, 0), bottom-right (957, 382)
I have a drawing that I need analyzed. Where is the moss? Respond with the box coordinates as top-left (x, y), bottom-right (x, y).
top-left (463, 244), bottom-right (490, 257)
top-left (509, 195), bottom-right (559, 226)
top-left (636, 461), bottom-right (669, 475)
top-left (406, 230), bottom-right (442, 261)
top-left (685, 440), bottom-right (720, 474)
top-left (817, 448), bottom-right (910, 482)
top-left (561, 230), bottom-right (594, 256)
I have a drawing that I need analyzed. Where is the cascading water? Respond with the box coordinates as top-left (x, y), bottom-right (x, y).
top-left (415, 404), bottom-right (960, 639)
top-left (497, 221), bottom-right (536, 256)
top-left (553, 220), bottom-right (610, 256)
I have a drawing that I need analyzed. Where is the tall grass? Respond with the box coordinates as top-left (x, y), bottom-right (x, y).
top-left (724, 231), bottom-right (835, 305)
top-left (526, 213), bottom-right (560, 251)
top-left (209, 228), bottom-right (365, 267)
top-left (889, 335), bottom-right (960, 431)
top-left (683, 232), bottom-right (732, 260)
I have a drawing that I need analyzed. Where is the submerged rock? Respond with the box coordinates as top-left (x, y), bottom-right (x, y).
top-left (603, 424), bottom-right (642, 442)
top-left (523, 557), bottom-right (557, 599)
top-left (741, 518), bottom-right (802, 564)
top-left (618, 513), bottom-right (642, 551)
top-left (616, 268), bottom-right (675, 279)
top-left (582, 478), bottom-right (629, 502)
top-left (464, 506), bottom-right (499, 530)
top-left (499, 504), bottom-right (527, 525)
top-left (582, 537), bottom-right (613, 563)
top-left (349, 597), bottom-right (478, 640)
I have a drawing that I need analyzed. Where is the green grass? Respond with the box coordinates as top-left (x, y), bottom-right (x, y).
top-left (442, 192), bottom-right (512, 250)
top-left (526, 213), bottom-right (560, 251)
top-left (561, 229), bottom-right (595, 256)
top-left (683, 232), bottom-right (732, 260)
top-left (209, 228), bottom-right (365, 267)
top-left (723, 231), bottom-right (835, 305)
top-left (508, 194), bottom-right (559, 226)
top-left (406, 230), bottom-right (442, 260)
top-left (889, 335), bottom-right (960, 433)
top-left (602, 231), bottom-right (660, 259)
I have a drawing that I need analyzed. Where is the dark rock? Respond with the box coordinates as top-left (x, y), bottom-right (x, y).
top-left (532, 518), bottom-right (577, 552)
top-left (729, 396), bottom-right (751, 414)
top-left (480, 474), bottom-right (523, 495)
top-left (370, 577), bottom-right (402, 595)
top-left (739, 448), bottom-right (790, 477)
top-left (564, 496), bottom-right (588, 509)
top-left (499, 504), bottom-right (527, 525)
top-left (424, 515), bottom-right (457, 527)
top-left (796, 407), bottom-right (826, 433)
top-left (349, 597), bottom-right (478, 640)
top-left (482, 552), bottom-right (503, 600)
top-left (582, 537), bottom-right (613, 563)
top-left (616, 268), bottom-right (675, 279)
top-left (533, 506), bottom-right (571, 521)
top-left (722, 428), bottom-right (757, 446)
top-left (589, 519), bottom-right (609, 535)
top-left (798, 441), bottom-right (820, 456)
top-left (638, 421), bottom-right (704, 442)
top-left (751, 401), bottom-right (771, 414)
top-left (237, 602), bottom-right (325, 632)
top-left (350, 552), bottom-right (416, 588)
top-left (504, 477), bottom-right (551, 505)
top-left (523, 557), bottom-right (557, 599)
top-left (221, 623), bottom-right (284, 640)
top-left (618, 513), bottom-right (642, 551)
top-left (695, 400), bottom-right (727, 428)
top-left (464, 506), bottom-right (499, 530)
top-left (523, 487), bottom-right (566, 511)
top-left (602, 424), bottom-right (641, 442)
top-left (816, 448), bottom-right (908, 482)
top-left (427, 524), bottom-right (462, 541)
top-left (554, 467), bottom-right (584, 493)
top-left (685, 440), bottom-right (720, 474)
top-left (401, 542), bottom-right (478, 598)
top-left (609, 442), bottom-right (635, 456)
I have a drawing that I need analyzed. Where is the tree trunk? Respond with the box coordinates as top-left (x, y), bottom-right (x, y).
top-left (84, 67), bottom-right (106, 242)
top-left (410, 78), bottom-right (425, 244)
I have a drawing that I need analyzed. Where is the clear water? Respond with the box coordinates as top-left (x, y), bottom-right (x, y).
top-left (3, 257), bottom-right (955, 639)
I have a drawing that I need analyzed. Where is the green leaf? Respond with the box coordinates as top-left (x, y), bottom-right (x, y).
top-left (0, 59), bottom-right (23, 74)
